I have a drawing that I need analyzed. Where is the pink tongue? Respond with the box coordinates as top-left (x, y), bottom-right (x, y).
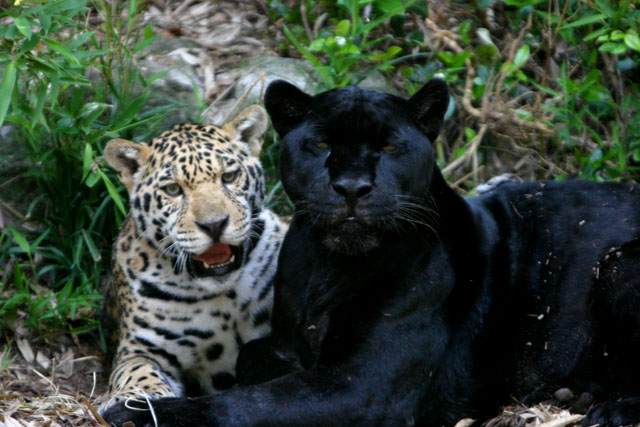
top-left (193, 243), bottom-right (232, 265)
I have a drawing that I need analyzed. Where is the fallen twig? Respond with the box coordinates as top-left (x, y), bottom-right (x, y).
top-left (442, 124), bottom-right (488, 177)
top-left (81, 396), bottom-right (110, 426)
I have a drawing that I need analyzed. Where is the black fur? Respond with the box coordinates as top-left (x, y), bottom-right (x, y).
top-left (103, 80), bottom-right (640, 426)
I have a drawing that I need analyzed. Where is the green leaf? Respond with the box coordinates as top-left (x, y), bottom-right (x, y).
top-left (82, 143), bottom-right (93, 181)
top-left (464, 127), bottom-right (476, 142)
top-left (191, 80), bottom-right (203, 109)
top-left (561, 13), bottom-right (605, 29)
top-left (14, 17), bottom-right (32, 39)
top-left (85, 172), bottom-right (100, 188)
top-left (9, 227), bottom-right (31, 256)
top-left (309, 38), bottom-right (326, 52)
top-left (42, 37), bottom-right (80, 65)
top-left (609, 30), bottom-right (625, 41)
top-left (584, 84), bottom-right (611, 102)
top-left (68, 31), bottom-right (94, 50)
top-left (42, 0), bottom-right (89, 16)
top-left (13, 264), bottom-right (26, 290)
top-left (31, 82), bottom-right (48, 130)
top-left (589, 148), bottom-right (604, 163)
top-left (593, 0), bottom-right (615, 17)
top-left (100, 171), bottom-right (127, 215)
top-left (385, 45), bottom-right (402, 59)
top-left (337, 42), bottom-right (360, 55)
top-left (624, 32), bottom-right (640, 52)
top-left (335, 19), bottom-right (350, 36)
top-left (584, 27), bottom-right (608, 42)
top-left (79, 102), bottom-right (108, 118)
top-left (505, 0), bottom-right (545, 5)
top-left (536, 10), bottom-right (559, 25)
top-left (81, 229), bottom-right (101, 262)
top-left (38, 12), bottom-right (51, 32)
top-left (437, 51), bottom-right (456, 65)
top-left (598, 42), bottom-right (626, 54)
top-left (513, 44), bottom-right (530, 68)
top-left (140, 69), bottom-right (169, 87)
top-left (4, 24), bottom-right (18, 40)
top-left (74, 49), bottom-right (110, 59)
top-left (26, 54), bottom-right (60, 73)
top-left (18, 34), bottom-right (40, 55)
top-left (458, 21), bottom-right (472, 45)
top-left (0, 62), bottom-right (17, 128)
top-left (128, 0), bottom-right (140, 21)
top-left (476, 44), bottom-right (499, 65)
top-left (30, 231), bottom-right (51, 253)
top-left (113, 94), bottom-right (147, 130)
top-left (516, 70), bottom-right (528, 81)
top-left (375, 0), bottom-right (408, 15)
top-left (134, 28), bottom-right (158, 54)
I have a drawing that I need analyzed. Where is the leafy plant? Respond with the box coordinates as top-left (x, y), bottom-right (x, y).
top-left (279, 0), bottom-right (420, 90)
top-left (392, 0), bottom-right (640, 186)
top-left (0, 339), bottom-right (17, 372)
top-left (0, 0), bottom-right (175, 337)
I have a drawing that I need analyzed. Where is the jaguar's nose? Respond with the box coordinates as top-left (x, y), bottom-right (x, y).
top-left (332, 176), bottom-right (372, 206)
top-left (196, 216), bottom-right (229, 241)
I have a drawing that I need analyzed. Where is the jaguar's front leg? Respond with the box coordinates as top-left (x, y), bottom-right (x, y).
top-left (100, 353), bottom-right (182, 417)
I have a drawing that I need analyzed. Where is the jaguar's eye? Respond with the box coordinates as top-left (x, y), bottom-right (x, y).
top-left (381, 145), bottom-right (397, 152)
top-left (315, 142), bottom-right (330, 149)
top-left (163, 183), bottom-right (183, 197)
top-left (221, 170), bottom-right (239, 184)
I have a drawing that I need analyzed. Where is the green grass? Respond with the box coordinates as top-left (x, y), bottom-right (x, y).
top-left (0, 0), bottom-right (181, 338)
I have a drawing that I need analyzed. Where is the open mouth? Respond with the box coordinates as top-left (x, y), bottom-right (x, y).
top-left (187, 243), bottom-right (242, 277)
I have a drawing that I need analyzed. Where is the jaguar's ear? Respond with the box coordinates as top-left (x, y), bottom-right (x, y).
top-left (104, 138), bottom-right (151, 193)
top-left (407, 78), bottom-right (450, 143)
top-left (264, 80), bottom-right (312, 136)
top-left (225, 105), bottom-right (269, 158)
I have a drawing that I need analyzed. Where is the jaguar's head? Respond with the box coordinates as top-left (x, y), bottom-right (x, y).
top-left (104, 105), bottom-right (268, 277)
top-left (265, 79), bottom-right (449, 255)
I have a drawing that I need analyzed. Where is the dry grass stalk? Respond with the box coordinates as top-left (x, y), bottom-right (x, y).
top-left (484, 403), bottom-right (584, 427)
top-left (425, 16), bottom-right (556, 181)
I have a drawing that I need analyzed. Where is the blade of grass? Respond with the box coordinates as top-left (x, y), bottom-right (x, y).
top-left (0, 61), bottom-right (17, 127)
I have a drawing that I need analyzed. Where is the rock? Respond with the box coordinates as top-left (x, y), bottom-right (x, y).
top-left (137, 37), bottom-right (210, 127)
top-left (201, 55), bottom-right (391, 125)
top-left (553, 387), bottom-right (574, 402)
top-left (201, 56), bottom-right (316, 125)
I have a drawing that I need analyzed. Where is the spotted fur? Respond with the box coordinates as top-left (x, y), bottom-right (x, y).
top-left (99, 105), bottom-right (287, 413)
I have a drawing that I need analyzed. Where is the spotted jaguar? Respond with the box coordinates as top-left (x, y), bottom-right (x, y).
top-left (99, 105), bottom-right (287, 413)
